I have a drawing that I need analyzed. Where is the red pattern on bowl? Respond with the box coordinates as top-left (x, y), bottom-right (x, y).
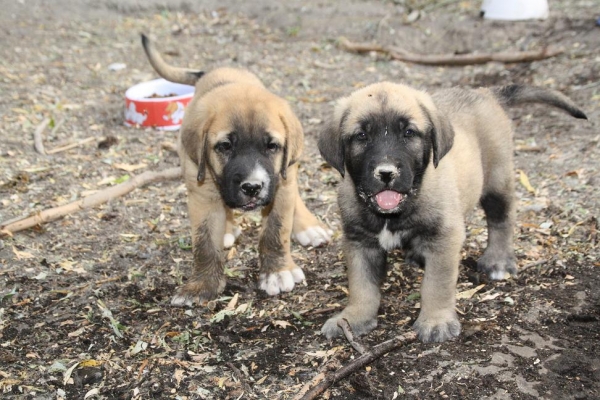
top-left (124, 78), bottom-right (195, 131)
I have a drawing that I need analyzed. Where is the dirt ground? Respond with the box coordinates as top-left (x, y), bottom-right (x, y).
top-left (1, 0), bottom-right (599, 399)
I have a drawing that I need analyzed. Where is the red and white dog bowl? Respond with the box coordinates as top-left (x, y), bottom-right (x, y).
top-left (124, 78), bottom-right (195, 131)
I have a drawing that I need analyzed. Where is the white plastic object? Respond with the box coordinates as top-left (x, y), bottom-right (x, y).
top-left (481, 0), bottom-right (549, 21)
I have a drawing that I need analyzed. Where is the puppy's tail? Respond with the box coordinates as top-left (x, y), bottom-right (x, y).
top-left (491, 85), bottom-right (587, 120)
top-left (141, 33), bottom-right (204, 86)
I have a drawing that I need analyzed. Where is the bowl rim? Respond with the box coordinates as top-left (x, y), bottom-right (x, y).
top-left (125, 78), bottom-right (195, 103)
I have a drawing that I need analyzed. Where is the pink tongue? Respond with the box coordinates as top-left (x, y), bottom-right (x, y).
top-left (375, 190), bottom-right (402, 210)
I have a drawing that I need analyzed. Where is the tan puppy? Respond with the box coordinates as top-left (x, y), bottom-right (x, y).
top-left (318, 83), bottom-right (586, 342)
top-left (141, 34), bottom-right (331, 305)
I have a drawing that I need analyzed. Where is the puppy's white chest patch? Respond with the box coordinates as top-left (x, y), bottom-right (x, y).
top-left (378, 224), bottom-right (402, 251)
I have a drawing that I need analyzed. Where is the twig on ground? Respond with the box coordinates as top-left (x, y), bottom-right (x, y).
top-left (33, 118), bottom-right (51, 155)
top-left (520, 258), bottom-right (551, 273)
top-left (161, 141), bottom-right (178, 154)
top-left (515, 145), bottom-right (544, 153)
top-left (46, 137), bottom-right (97, 154)
top-left (295, 331), bottom-right (418, 400)
top-left (50, 117), bottom-right (66, 136)
top-left (227, 362), bottom-right (253, 394)
top-left (70, 276), bottom-right (127, 292)
top-left (338, 36), bottom-right (563, 66)
top-left (338, 319), bottom-right (369, 354)
top-left (293, 373), bottom-right (326, 400)
top-left (303, 306), bottom-right (341, 316)
top-left (0, 167), bottom-right (181, 237)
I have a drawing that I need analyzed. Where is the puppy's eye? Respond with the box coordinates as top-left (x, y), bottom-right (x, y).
top-left (356, 131), bottom-right (367, 141)
top-left (266, 142), bottom-right (280, 152)
top-left (404, 129), bottom-right (416, 138)
top-left (215, 141), bottom-right (232, 153)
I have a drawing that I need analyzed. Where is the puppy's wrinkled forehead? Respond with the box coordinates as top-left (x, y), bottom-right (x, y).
top-left (339, 83), bottom-right (431, 135)
top-left (211, 103), bottom-right (286, 144)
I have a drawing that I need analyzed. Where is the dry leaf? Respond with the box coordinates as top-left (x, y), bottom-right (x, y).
top-left (272, 320), bottom-right (294, 329)
top-left (456, 284), bottom-right (486, 300)
top-left (225, 293), bottom-right (239, 311)
top-left (517, 169), bottom-right (535, 194)
top-left (173, 368), bottom-right (185, 386)
top-left (68, 327), bottom-right (86, 337)
top-left (479, 292), bottom-right (502, 302)
top-left (114, 163), bottom-right (148, 172)
top-left (255, 375), bottom-right (268, 385)
top-left (63, 361), bottom-right (81, 385)
top-left (80, 359), bottom-right (102, 368)
top-left (84, 388), bottom-right (100, 399)
top-left (12, 246), bottom-right (34, 260)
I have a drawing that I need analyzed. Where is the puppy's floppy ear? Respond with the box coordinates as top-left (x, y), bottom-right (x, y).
top-left (318, 104), bottom-right (348, 177)
top-left (278, 108), bottom-right (304, 180)
top-left (419, 102), bottom-right (454, 168)
top-left (180, 113), bottom-right (214, 182)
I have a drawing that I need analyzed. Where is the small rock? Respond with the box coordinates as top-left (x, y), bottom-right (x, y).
top-left (108, 63), bottom-right (127, 71)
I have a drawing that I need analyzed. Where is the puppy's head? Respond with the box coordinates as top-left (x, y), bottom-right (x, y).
top-left (181, 84), bottom-right (303, 211)
top-left (319, 82), bottom-right (454, 214)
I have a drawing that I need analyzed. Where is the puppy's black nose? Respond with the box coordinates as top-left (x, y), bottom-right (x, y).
top-left (241, 182), bottom-right (263, 197)
top-left (378, 170), bottom-right (394, 184)
top-left (374, 165), bottom-right (398, 184)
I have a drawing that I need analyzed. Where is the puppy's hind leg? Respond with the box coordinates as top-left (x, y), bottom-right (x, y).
top-left (321, 239), bottom-right (386, 339)
top-left (478, 189), bottom-right (517, 280)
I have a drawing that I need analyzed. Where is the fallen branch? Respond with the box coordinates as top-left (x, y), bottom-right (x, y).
top-left (0, 167), bottom-right (181, 237)
top-left (161, 141), bottom-right (178, 154)
top-left (227, 362), bottom-right (254, 395)
top-left (33, 118), bottom-right (51, 155)
top-left (50, 117), bottom-right (66, 136)
top-left (338, 319), bottom-right (369, 354)
top-left (515, 145), bottom-right (544, 153)
top-left (46, 137), bottom-right (96, 154)
top-left (520, 258), bottom-right (551, 273)
top-left (338, 36), bottom-right (563, 66)
top-left (295, 330), bottom-right (417, 400)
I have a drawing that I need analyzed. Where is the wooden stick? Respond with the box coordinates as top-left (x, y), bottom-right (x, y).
top-left (338, 319), bottom-right (369, 354)
top-left (33, 118), bottom-right (51, 155)
top-left (46, 137), bottom-right (96, 154)
top-left (226, 362), bottom-right (253, 394)
top-left (161, 141), bottom-right (178, 154)
top-left (0, 167), bottom-right (181, 236)
top-left (514, 145), bottom-right (544, 153)
top-left (296, 331), bottom-right (417, 400)
top-left (520, 258), bottom-right (549, 272)
top-left (50, 117), bottom-right (66, 136)
top-left (338, 36), bottom-right (563, 66)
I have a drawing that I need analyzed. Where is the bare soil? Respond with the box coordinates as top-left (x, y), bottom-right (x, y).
top-left (1, 1), bottom-right (599, 399)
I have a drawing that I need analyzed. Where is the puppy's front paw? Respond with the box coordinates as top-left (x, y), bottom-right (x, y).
top-left (477, 249), bottom-right (517, 280)
top-left (259, 268), bottom-right (305, 296)
top-left (321, 311), bottom-right (377, 339)
top-left (413, 310), bottom-right (461, 343)
top-left (171, 277), bottom-right (226, 307)
top-left (292, 226), bottom-right (333, 248)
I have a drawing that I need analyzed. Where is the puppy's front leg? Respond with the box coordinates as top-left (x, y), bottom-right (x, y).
top-left (413, 232), bottom-right (462, 343)
top-left (291, 193), bottom-right (332, 248)
top-left (172, 193), bottom-right (227, 306)
top-left (321, 239), bottom-right (386, 338)
top-left (258, 164), bottom-right (305, 295)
